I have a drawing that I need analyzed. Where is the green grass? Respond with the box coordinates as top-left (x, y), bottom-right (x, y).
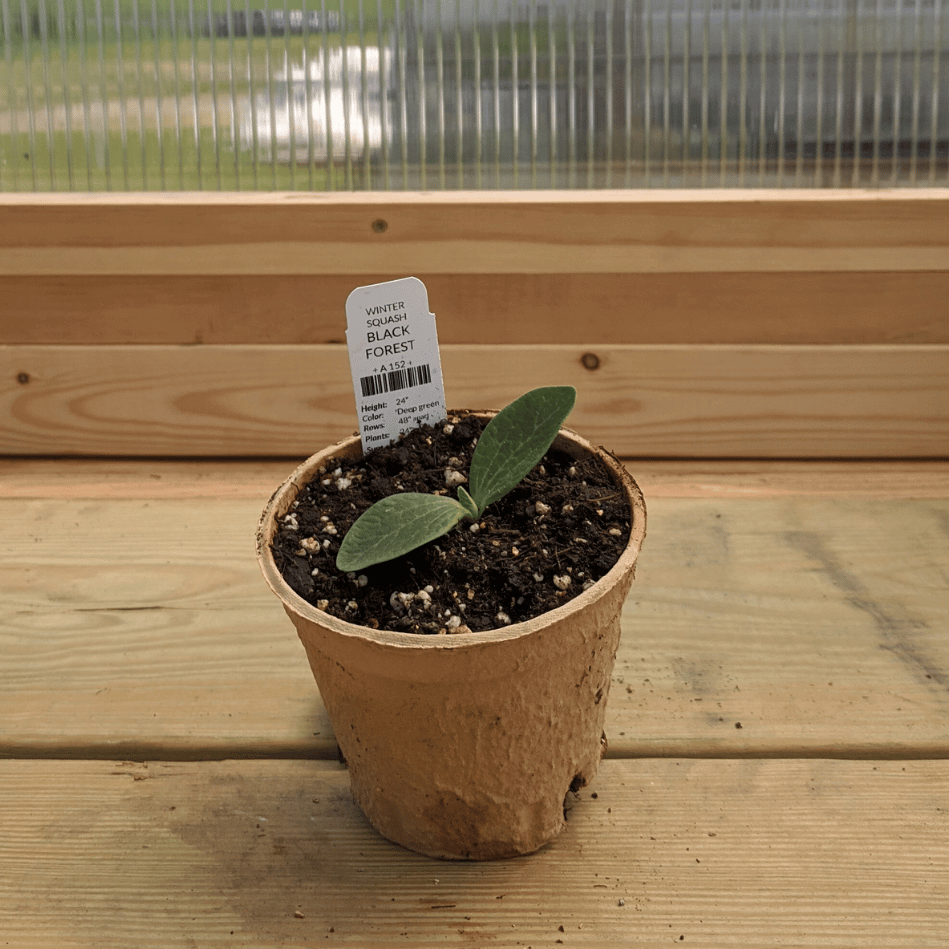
top-left (3, 0), bottom-right (401, 40)
top-left (0, 2), bottom-right (569, 192)
top-left (1, 14), bottom-right (380, 190)
top-left (1, 121), bottom-right (358, 190)
top-left (2, 30), bottom-right (336, 105)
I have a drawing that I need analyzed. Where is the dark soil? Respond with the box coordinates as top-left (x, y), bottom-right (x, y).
top-left (270, 412), bottom-right (631, 635)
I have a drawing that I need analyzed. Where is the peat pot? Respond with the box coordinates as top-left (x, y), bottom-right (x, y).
top-left (256, 417), bottom-right (647, 860)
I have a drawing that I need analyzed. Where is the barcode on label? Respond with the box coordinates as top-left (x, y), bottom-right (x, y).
top-left (360, 363), bottom-right (432, 398)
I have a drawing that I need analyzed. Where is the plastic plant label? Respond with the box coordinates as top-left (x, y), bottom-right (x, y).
top-left (345, 277), bottom-right (447, 451)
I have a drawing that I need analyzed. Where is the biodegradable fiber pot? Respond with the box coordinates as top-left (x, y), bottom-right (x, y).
top-left (256, 417), bottom-right (646, 860)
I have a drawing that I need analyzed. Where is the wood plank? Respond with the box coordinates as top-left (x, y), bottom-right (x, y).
top-left (615, 496), bottom-right (949, 758)
top-left (3, 495), bottom-right (947, 759)
top-left (3, 271), bottom-right (947, 345)
top-left (0, 758), bottom-right (946, 947)
top-left (2, 344), bottom-right (947, 457)
top-left (1, 190), bottom-right (947, 276)
top-left (632, 460), bottom-right (949, 499)
top-left (0, 496), bottom-right (330, 760)
top-left (2, 458), bottom-right (949, 501)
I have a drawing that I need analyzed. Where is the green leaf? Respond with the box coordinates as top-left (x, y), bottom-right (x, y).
top-left (333, 386), bottom-right (577, 572)
top-left (336, 493), bottom-right (469, 572)
top-left (468, 386), bottom-right (577, 512)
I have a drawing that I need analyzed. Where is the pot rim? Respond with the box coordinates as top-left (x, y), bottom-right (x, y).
top-left (257, 412), bottom-right (646, 652)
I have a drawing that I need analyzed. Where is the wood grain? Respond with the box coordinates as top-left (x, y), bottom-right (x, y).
top-left (0, 758), bottom-right (946, 947)
top-left (1, 190), bottom-right (947, 276)
top-left (3, 494), bottom-right (947, 759)
top-left (3, 271), bottom-right (947, 345)
top-left (3, 189), bottom-right (946, 946)
top-left (3, 344), bottom-right (947, 457)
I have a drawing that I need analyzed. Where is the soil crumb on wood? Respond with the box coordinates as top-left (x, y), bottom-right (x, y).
top-left (271, 412), bottom-right (631, 634)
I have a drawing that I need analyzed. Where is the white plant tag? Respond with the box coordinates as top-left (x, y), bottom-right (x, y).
top-left (345, 277), bottom-right (447, 451)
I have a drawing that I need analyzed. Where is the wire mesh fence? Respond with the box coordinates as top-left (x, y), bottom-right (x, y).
top-left (1, 0), bottom-right (946, 191)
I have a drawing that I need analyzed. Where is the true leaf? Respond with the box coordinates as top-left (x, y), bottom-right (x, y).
top-left (468, 386), bottom-right (577, 511)
top-left (336, 493), bottom-right (469, 572)
top-left (456, 485), bottom-right (480, 519)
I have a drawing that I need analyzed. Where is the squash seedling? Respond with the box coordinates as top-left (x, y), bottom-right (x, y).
top-left (336, 386), bottom-right (577, 572)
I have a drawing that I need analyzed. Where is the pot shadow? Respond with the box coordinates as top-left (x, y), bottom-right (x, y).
top-left (148, 759), bottom-right (572, 942)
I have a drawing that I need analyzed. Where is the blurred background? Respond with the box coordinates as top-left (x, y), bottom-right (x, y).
top-left (1, 0), bottom-right (946, 191)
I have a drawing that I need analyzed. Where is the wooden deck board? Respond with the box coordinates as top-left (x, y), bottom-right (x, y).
top-left (3, 344), bottom-right (948, 457)
top-left (1, 758), bottom-right (946, 947)
top-left (3, 190), bottom-right (948, 277)
top-left (3, 465), bottom-right (947, 759)
top-left (5, 272), bottom-right (948, 346)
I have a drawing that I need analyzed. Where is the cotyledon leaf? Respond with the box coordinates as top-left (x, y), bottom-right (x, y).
top-left (336, 493), bottom-right (470, 572)
top-left (333, 386), bottom-right (578, 572)
top-left (468, 386), bottom-right (577, 512)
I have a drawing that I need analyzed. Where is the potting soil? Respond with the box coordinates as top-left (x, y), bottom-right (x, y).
top-left (270, 412), bottom-right (631, 634)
